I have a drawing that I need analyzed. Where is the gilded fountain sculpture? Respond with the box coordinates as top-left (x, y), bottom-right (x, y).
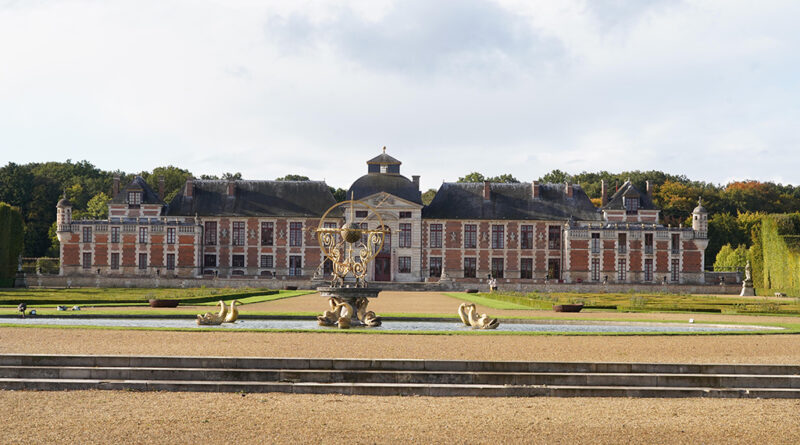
top-left (315, 198), bottom-right (386, 329)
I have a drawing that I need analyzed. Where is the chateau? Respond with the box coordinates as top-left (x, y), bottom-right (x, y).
top-left (56, 151), bottom-right (710, 285)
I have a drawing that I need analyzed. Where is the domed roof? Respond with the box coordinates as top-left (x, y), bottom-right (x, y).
top-left (56, 196), bottom-right (71, 208)
top-left (348, 173), bottom-right (422, 204)
top-left (693, 197), bottom-right (707, 214)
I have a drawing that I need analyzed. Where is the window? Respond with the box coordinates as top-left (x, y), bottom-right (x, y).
top-left (289, 255), bottom-right (302, 276)
top-left (520, 258), bottom-right (533, 279)
top-left (167, 227), bottom-right (176, 244)
top-left (464, 224), bottom-right (477, 248)
top-left (261, 222), bottom-right (274, 246)
top-left (232, 221), bottom-right (245, 246)
top-left (521, 225), bottom-right (533, 249)
top-left (139, 227), bottom-right (148, 244)
top-left (618, 233), bottom-right (627, 253)
top-left (398, 256), bottom-right (411, 273)
top-left (82, 252), bottom-right (91, 269)
top-left (110, 253), bottom-right (119, 270)
top-left (128, 191), bottom-right (141, 206)
top-left (429, 257), bottom-right (442, 277)
top-left (618, 258), bottom-right (626, 281)
top-left (591, 233), bottom-right (600, 254)
top-left (166, 254), bottom-right (175, 270)
top-left (491, 258), bottom-right (504, 278)
top-left (355, 210), bottom-right (368, 218)
top-left (399, 211), bottom-right (412, 219)
top-left (359, 222), bottom-right (369, 247)
top-left (138, 253), bottom-right (147, 270)
top-left (464, 257), bottom-right (476, 278)
top-left (491, 225), bottom-right (504, 249)
top-left (429, 224), bottom-right (442, 248)
top-left (205, 222), bottom-right (217, 245)
top-left (289, 222), bottom-right (303, 247)
top-left (111, 227), bottom-right (120, 243)
top-left (671, 233), bottom-right (680, 254)
top-left (380, 228), bottom-right (391, 253)
top-left (547, 259), bottom-right (561, 280)
top-left (204, 254), bottom-right (217, 268)
top-left (399, 223), bottom-right (412, 248)
top-left (323, 258), bottom-right (333, 276)
top-left (625, 197), bottom-right (639, 214)
top-left (548, 226), bottom-right (561, 250)
top-left (591, 258), bottom-right (600, 281)
top-left (82, 226), bottom-right (92, 243)
top-left (671, 258), bottom-right (680, 282)
top-left (232, 254), bottom-right (244, 268)
top-left (260, 255), bottom-right (274, 269)
top-left (644, 233), bottom-right (654, 254)
top-left (644, 259), bottom-right (653, 281)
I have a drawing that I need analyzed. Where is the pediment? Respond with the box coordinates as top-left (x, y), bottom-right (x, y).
top-left (360, 192), bottom-right (423, 210)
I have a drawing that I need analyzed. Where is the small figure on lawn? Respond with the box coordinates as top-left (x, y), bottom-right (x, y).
top-left (17, 303), bottom-right (26, 318)
top-left (488, 275), bottom-right (498, 293)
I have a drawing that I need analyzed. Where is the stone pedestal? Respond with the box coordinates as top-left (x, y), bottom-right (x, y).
top-left (740, 280), bottom-right (755, 296)
top-left (318, 286), bottom-right (381, 326)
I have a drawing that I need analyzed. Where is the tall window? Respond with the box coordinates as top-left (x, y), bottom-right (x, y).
top-left (618, 233), bottom-right (627, 253)
top-left (380, 228), bottom-right (391, 253)
top-left (128, 191), bottom-right (141, 206)
top-left (232, 221), bottom-right (245, 246)
top-left (464, 224), bottom-right (477, 248)
top-left (138, 253), bottom-right (147, 270)
top-left (644, 259), bottom-right (653, 281)
top-left (111, 227), bottom-right (120, 243)
top-left (548, 226), bottom-right (561, 250)
top-left (398, 256), bottom-right (411, 273)
top-left (289, 255), bottom-right (302, 276)
top-left (463, 257), bottom-right (477, 278)
top-left (204, 254), bottom-right (217, 268)
top-left (399, 223), bottom-right (412, 248)
top-left (617, 258), bottom-right (626, 281)
top-left (261, 222), bottom-right (274, 246)
top-left (166, 254), bottom-right (175, 270)
top-left (671, 258), bottom-right (680, 282)
top-left (82, 252), bottom-right (91, 269)
top-left (429, 224), bottom-right (442, 248)
top-left (205, 221), bottom-right (217, 245)
top-left (491, 258), bottom-right (504, 278)
top-left (110, 253), bottom-right (119, 270)
top-left (591, 233), bottom-right (600, 254)
top-left (260, 255), bottom-right (274, 269)
top-left (82, 226), bottom-right (92, 243)
top-left (644, 233), bottom-right (654, 254)
top-left (491, 225), bottom-right (504, 249)
top-left (167, 227), bottom-right (176, 244)
top-left (429, 257), bottom-right (442, 277)
top-left (289, 222), bottom-right (303, 247)
top-left (520, 258), bottom-right (533, 279)
top-left (625, 197), bottom-right (639, 214)
top-left (232, 255), bottom-right (245, 268)
top-left (671, 233), bottom-right (680, 254)
top-left (139, 227), bottom-right (148, 244)
top-left (521, 225), bottom-right (533, 249)
top-left (591, 258), bottom-right (600, 281)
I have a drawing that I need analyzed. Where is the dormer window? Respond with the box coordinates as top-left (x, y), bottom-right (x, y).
top-left (128, 191), bottom-right (142, 207)
top-left (380, 165), bottom-right (387, 173)
top-left (624, 197), bottom-right (639, 214)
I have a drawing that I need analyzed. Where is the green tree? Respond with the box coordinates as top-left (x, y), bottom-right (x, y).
top-left (84, 193), bottom-right (111, 220)
top-left (539, 169), bottom-right (571, 184)
top-left (457, 172), bottom-right (485, 183)
top-left (329, 187), bottom-right (347, 202)
top-left (422, 188), bottom-right (437, 205)
top-left (221, 172), bottom-right (243, 180)
top-left (141, 166), bottom-right (193, 203)
top-left (277, 174), bottom-right (310, 181)
top-left (457, 172), bottom-right (519, 183)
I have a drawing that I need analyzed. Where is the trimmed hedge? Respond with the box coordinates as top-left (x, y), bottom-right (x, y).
top-left (0, 203), bottom-right (25, 288)
top-left (749, 214), bottom-right (800, 296)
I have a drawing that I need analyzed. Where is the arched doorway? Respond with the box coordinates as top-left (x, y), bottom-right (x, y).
top-left (374, 226), bottom-right (391, 281)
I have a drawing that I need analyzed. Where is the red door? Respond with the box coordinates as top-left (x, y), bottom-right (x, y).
top-left (374, 256), bottom-right (391, 282)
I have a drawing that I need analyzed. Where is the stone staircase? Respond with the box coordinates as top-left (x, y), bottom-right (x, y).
top-left (1, 354), bottom-right (799, 398)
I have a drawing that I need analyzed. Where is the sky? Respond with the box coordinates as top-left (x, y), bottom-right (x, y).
top-left (1, 0), bottom-right (799, 191)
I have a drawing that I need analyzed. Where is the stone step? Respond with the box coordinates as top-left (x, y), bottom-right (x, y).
top-left (1, 366), bottom-right (799, 389)
top-left (1, 377), bottom-right (800, 398)
top-left (2, 354), bottom-right (798, 376)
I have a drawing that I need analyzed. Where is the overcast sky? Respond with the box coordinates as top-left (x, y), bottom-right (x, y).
top-left (1, 0), bottom-right (798, 191)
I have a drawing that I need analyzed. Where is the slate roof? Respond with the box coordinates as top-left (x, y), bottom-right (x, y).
top-left (348, 173), bottom-right (422, 205)
top-left (366, 152), bottom-right (401, 165)
top-left (422, 182), bottom-right (602, 221)
top-left (110, 176), bottom-right (164, 205)
top-left (602, 181), bottom-right (657, 211)
top-left (166, 180), bottom-right (338, 217)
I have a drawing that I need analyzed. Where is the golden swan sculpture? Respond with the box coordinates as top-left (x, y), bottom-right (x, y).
top-left (317, 297), bottom-right (382, 328)
top-left (196, 300), bottom-right (227, 325)
top-left (457, 302), bottom-right (499, 330)
top-left (223, 300), bottom-right (242, 323)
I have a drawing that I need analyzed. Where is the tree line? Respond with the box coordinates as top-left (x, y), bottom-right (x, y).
top-left (2, 160), bottom-right (799, 269)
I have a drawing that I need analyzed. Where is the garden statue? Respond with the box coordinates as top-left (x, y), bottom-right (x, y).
top-left (740, 260), bottom-right (755, 296)
top-left (457, 303), bottom-right (499, 329)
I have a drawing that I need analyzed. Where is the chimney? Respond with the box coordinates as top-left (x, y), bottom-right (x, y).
top-left (185, 177), bottom-right (194, 198)
top-left (158, 176), bottom-right (165, 200)
top-left (601, 180), bottom-right (608, 207)
top-left (565, 182), bottom-right (573, 198)
top-left (113, 176), bottom-right (120, 196)
top-left (227, 180), bottom-right (236, 198)
top-left (532, 180), bottom-right (540, 199)
top-left (412, 175), bottom-right (420, 190)
top-left (483, 181), bottom-right (491, 200)
top-left (646, 180), bottom-right (653, 198)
